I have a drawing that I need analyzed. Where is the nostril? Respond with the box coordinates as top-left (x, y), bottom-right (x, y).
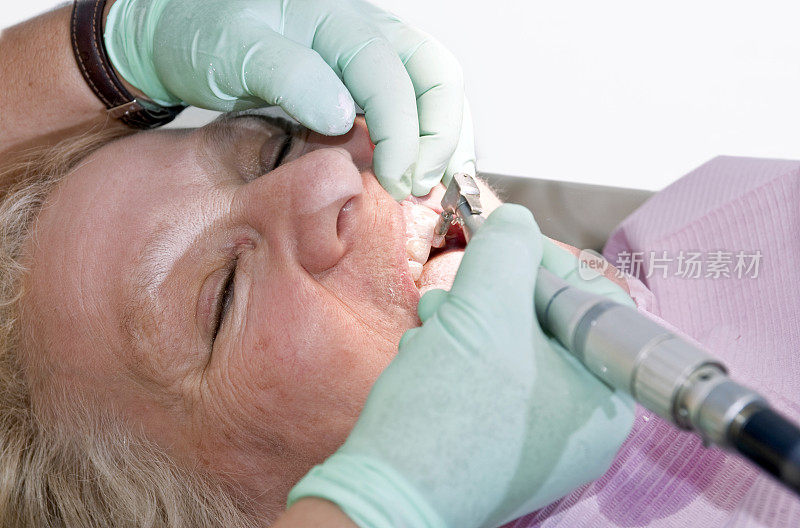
top-left (337, 197), bottom-right (356, 238)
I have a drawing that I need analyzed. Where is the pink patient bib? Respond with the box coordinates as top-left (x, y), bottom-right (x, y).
top-left (509, 156), bottom-right (800, 528)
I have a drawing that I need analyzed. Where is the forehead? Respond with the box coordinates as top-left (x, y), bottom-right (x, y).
top-left (65, 128), bottom-right (207, 214)
top-left (23, 127), bottom-right (213, 365)
top-left (35, 128), bottom-right (210, 290)
top-left (22, 114), bottom-right (290, 352)
top-left (43, 114), bottom-right (280, 227)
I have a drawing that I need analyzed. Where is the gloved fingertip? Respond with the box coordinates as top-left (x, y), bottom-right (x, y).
top-left (322, 115), bottom-right (357, 136)
top-left (281, 83), bottom-right (356, 136)
top-left (463, 160), bottom-right (477, 177)
top-left (417, 289), bottom-right (449, 322)
top-left (441, 171), bottom-right (454, 188)
top-left (294, 102), bottom-right (356, 136)
top-left (541, 237), bottom-right (594, 282)
top-left (540, 237), bottom-right (574, 273)
top-left (325, 88), bottom-right (358, 135)
top-left (411, 180), bottom-right (437, 198)
top-left (389, 184), bottom-right (412, 201)
top-left (442, 164), bottom-right (475, 189)
top-left (484, 203), bottom-right (537, 230)
top-left (411, 168), bottom-right (445, 197)
top-left (382, 164), bottom-right (415, 201)
top-left (398, 327), bottom-right (420, 350)
top-left (445, 158), bottom-right (476, 179)
top-left (541, 238), bottom-right (635, 307)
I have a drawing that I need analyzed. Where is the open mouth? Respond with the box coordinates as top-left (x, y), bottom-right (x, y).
top-left (401, 200), bottom-right (467, 292)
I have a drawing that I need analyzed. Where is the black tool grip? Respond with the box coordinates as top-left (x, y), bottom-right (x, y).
top-left (733, 407), bottom-right (800, 495)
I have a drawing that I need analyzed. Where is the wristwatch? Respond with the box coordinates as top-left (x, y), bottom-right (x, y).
top-left (70, 0), bottom-right (185, 129)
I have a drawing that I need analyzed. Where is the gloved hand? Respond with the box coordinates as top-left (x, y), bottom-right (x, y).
top-left (288, 205), bottom-right (635, 528)
top-left (104, 0), bottom-right (475, 199)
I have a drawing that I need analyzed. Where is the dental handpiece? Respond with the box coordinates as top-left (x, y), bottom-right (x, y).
top-left (435, 173), bottom-right (800, 496)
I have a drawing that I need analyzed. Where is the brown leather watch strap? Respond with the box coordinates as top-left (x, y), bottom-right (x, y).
top-left (70, 0), bottom-right (184, 129)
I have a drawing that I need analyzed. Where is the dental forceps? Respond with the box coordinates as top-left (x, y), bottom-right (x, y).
top-left (433, 173), bottom-right (485, 246)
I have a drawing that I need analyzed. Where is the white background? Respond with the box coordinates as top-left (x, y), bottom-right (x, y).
top-left (4, 1), bottom-right (800, 190)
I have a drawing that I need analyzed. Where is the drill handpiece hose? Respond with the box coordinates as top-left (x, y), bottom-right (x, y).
top-left (439, 172), bottom-right (800, 495)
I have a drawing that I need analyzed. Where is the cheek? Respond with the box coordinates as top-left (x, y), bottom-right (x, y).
top-left (241, 273), bottom-right (400, 391)
top-left (204, 272), bottom-right (399, 461)
top-left (199, 175), bottom-right (421, 459)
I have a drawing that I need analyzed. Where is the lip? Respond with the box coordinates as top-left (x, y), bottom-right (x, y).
top-left (399, 257), bottom-right (422, 299)
top-left (395, 232), bottom-right (424, 301)
top-left (410, 198), bottom-right (467, 252)
top-left (405, 187), bottom-right (446, 215)
top-left (356, 171), bottom-right (423, 300)
top-left (360, 176), bottom-right (464, 299)
top-left (399, 198), bottom-right (466, 295)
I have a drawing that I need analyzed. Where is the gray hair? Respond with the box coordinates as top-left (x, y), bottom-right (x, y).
top-left (0, 131), bottom-right (259, 527)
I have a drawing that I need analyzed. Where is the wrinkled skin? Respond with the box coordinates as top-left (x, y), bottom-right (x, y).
top-left (21, 115), bottom-right (452, 516)
top-left (20, 113), bottom-right (627, 520)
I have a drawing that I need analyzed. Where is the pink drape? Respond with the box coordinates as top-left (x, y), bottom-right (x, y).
top-left (511, 156), bottom-right (800, 527)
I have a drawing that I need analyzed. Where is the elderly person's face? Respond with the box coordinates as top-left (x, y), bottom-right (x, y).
top-left (21, 115), bottom-right (464, 515)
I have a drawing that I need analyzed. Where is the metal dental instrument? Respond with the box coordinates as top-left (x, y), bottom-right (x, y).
top-left (433, 172), bottom-right (485, 246)
top-left (436, 172), bottom-right (800, 496)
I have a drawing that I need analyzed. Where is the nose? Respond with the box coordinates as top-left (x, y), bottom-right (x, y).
top-left (238, 147), bottom-right (364, 274)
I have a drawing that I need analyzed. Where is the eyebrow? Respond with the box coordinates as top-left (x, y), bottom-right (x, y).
top-left (120, 186), bottom-right (222, 367)
top-left (119, 119), bottom-right (242, 347)
top-left (121, 219), bottom-right (188, 348)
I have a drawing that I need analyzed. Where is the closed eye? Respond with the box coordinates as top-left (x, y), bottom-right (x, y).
top-left (211, 263), bottom-right (236, 344)
top-left (273, 133), bottom-right (293, 168)
top-left (242, 114), bottom-right (303, 176)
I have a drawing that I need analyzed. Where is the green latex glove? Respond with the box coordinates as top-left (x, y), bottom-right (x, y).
top-left (104, 0), bottom-right (475, 198)
top-left (288, 205), bottom-right (635, 528)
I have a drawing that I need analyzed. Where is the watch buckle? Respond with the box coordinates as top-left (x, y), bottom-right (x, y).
top-left (107, 99), bottom-right (145, 119)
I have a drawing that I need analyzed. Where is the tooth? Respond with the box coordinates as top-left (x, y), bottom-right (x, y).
top-left (406, 238), bottom-right (432, 264)
top-left (402, 201), bottom-right (441, 283)
top-left (403, 202), bottom-right (438, 241)
top-left (407, 259), bottom-right (423, 281)
top-left (402, 201), bottom-right (415, 223)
